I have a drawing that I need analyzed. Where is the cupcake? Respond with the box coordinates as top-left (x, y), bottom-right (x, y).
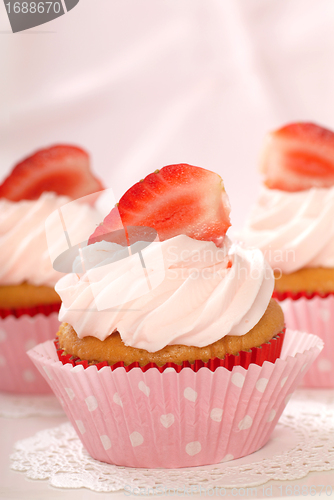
top-left (0, 145), bottom-right (103, 393)
top-left (240, 122), bottom-right (334, 387)
top-left (28, 164), bottom-right (322, 468)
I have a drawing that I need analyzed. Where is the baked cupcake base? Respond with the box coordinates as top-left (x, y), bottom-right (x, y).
top-left (0, 283), bottom-right (61, 309)
top-left (28, 329), bottom-right (322, 468)
top-left (56, 330), bottom-right (285, 373)
top-left (275, 267), bottom-right (334, 294)
top-left (57, 299), bottom-right (284, 367)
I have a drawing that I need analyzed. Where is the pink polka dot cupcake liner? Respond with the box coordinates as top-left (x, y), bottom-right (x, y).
top-left (27, 329), bottom-right (322, 468)
top-left (0, 304), bottom-right (60, 394)
top-left (274, 291), bottom-right (334, 388)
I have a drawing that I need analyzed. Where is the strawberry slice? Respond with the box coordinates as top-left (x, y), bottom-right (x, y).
top-left (89, 164), bottom-right (231, 246)
top-left (0, 145), bottom-right (104, 201)
top-left (260, 122), bottom-right (334, 191)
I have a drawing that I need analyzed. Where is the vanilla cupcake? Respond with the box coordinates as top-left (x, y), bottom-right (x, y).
top-left (56, 164), bottom-right (284, 370)
top-left (56, 237), bottom-right (284, 370)
top-left (29, 163), bottom-right (322, 468)
top-left (0, 145), bottom-right (103, 393)
top-left (240, 122), bottom-right (334, 387)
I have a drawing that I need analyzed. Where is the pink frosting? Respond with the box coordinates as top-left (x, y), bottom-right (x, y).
top-left (0, 193), bottom-right (101, 287)
top-left (55, 235), bottom-right (274, 351)
top-left (239, 186), bottom-right (334, 274)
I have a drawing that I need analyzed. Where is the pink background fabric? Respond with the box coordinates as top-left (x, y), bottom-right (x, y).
top-left (1, 0), bottom-right (334, 229)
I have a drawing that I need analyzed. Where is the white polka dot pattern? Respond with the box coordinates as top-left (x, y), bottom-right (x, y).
top-left (183, 387), bottom-right (197, 402)
top-left (75, 420), bottom-right (86, 435)
top-left (319, 308), bottom-right (330, 322)
top-left (100, 435), bottom-right (112, 450)
top-left (256, 378), bottom-right (269, 393)
top-left (43, 366), bottom-right (53, 380)
top-left (160, 414), bottom-right (175, 428)
top-left (85, 396), bottom-right (98, 412)
top-left (285, 394), bottom-right (292, 406)
top-left (267, 409), bottom-right (276, 422)
top-left (186, 441), bottom-right (201, 456)
top-left (0, 329), bottom-right (7, 343)
top-left (130, 432), bottom-right (144, 447)
top-left (317, 359), bottom-right (332, 372)
top-left (231, 372), bottom-right (245, 388)
top-left (25, 339), bottom-right (37, 351)
top-left (220, 454), bottom-right (234, 462)
top-left (210, 408), bottom-right (223, 422)
top-left (238, 415), bottom-right (253, 430)
top-left (113, 392), bottom-right (123, 407)
top-left (65, 388), bottom-right (75, 400)
top-left (23, 370), bottom-right (36, 383)
top-left (138, 381), bottom-right (150, 397)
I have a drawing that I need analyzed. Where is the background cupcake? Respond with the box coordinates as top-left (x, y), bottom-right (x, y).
top-left (29, 163), bottom-right (322, 467)
top-left (0, 145), bottom-right (103, 393)
top-left (239, 122), bottom-right (334, 387)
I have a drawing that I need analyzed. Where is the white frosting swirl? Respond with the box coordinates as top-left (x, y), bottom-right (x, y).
top-left (55, 235), bottom-right (274, 351)
top-left (239, 186), bottom-right (334, 273)
top-left (0, 193), bottom-right (101, 287)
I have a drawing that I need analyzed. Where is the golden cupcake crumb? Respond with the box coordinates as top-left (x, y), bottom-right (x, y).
top-left (0, 283), bottom-right (61, 309)
top-left (57, 298), bottom-right (284, 366)
top-left (275, 267), bottom-right (334, 294)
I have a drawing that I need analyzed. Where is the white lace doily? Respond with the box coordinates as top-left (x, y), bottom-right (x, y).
top-left (0, 393), bottom-right (64, 418)
top-left (10, 389), bottom-right (334, 491)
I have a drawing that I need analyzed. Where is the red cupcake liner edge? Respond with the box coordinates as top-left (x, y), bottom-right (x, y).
top-left (0, 302), bottom-right (61, 319)
top-left (55, 328), bottom-right (285, 373)
top-left (273, 290), bottom-right (334, 302)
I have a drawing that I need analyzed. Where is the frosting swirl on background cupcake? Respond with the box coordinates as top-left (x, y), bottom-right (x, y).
top-left (0, 192), bottom-right (101, 287)
top-left (239, 186), bottom-right (334, 274)
top-left (55, 235), bottom-right (274, 352)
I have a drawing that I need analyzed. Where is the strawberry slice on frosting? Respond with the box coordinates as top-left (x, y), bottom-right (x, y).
top-left (89, 163), bottom-right (231, 247)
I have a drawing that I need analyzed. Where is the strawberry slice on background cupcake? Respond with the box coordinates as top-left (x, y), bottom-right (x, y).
top-left (240, 121), bottom-right (334, 387)
top-left (0, 145), bottom-right (103, 202)
top-left (260, 122), bottom-right (334, 192)
top-left (0, 144), bottom-right (104, 393)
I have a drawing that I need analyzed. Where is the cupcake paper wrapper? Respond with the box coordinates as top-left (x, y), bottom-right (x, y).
top-left (27, 329), bottom-right (322, 468)
top-left (55, 330), bottom-right (285, 373)
top-left (0, 305), bottom-right (60, 394)
top-left (274, 292), bottom-right (334, 388)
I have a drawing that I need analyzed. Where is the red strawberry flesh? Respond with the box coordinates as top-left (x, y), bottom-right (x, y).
top-left (260, 122), bottom-right (334, 191)
top-left (0, 145), bottom-right (104, 201)
top-left (89, 163), bottom-right (231, 247)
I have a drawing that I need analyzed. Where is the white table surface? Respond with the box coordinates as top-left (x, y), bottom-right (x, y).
top-left (1, 411), bottom-right (334, 500)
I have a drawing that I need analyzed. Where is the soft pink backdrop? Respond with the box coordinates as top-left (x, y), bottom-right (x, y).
top-left (1, 0), bottom-right (334, 229)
